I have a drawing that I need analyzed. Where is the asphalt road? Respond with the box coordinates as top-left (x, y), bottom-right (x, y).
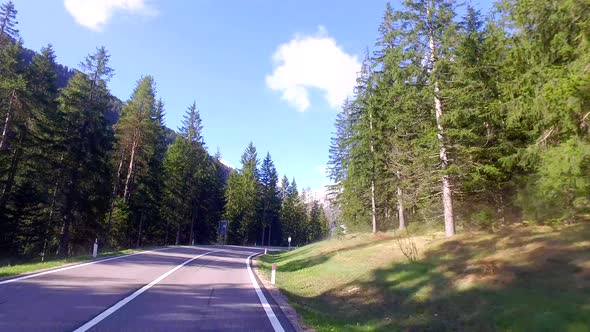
top-left (0, 246), bottom-right (295, 332)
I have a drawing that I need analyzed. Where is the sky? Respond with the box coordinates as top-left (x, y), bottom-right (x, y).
top-left (15, 0), bottom-right (493, 196)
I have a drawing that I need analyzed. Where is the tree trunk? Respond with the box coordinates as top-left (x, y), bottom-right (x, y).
top-left (104, 152), bottom-right (125, 245)
top-left (164, 220), bottom-right (169, 245)
top-left (189, 203), bottom-right (198, 245)
top-left (397, 188), bottom-right (406, 230)
top-left (369, 111), bottom-right (377, 233)
top-left (428, 4), bottom-right (455, 237)
top-left (41, 180), bottom-right (60, 261)
top-left (0, 90), bottom-right (15, 150)
top-left (56, 210), bottom-right (72, 257)
top-left (268, 223), bottom-right (272, 246)
top-left (175, 224), bottom-right (180, 245)
top-left (123, 139), bottom-right (137, 203)
top-left (136, 212), bottom-right (143, 248)
top-left (396, 171), bottom-right (406, 230)
top-left (0, 130), bottom-right (24, 208)
top-left (371, 179), bottom-right (377, 233)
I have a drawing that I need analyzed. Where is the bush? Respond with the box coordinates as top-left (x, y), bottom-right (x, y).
top-left (470, 207), bottom-right (497, 231)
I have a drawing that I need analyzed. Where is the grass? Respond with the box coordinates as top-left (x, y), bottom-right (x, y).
top-left (0, 248), bottom-right (141, 279)
top-left (258, 223), bottom-right (590, 331)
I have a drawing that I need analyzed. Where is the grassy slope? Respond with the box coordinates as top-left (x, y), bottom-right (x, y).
top-left (258, 223), bottom-right (590, 331)
top-left (0, 249), bottom-right (140, 278)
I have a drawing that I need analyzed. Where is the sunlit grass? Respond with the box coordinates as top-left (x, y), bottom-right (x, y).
top-left (257, 223), bottom-right (590, 331)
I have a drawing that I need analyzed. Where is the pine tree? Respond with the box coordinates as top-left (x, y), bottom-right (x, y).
top-left (0, 40), bottom-right (26, 151)
top-left (441, 6), bottom-right (513, 225)
top-left (161, 136), bottom-right (192, 245)
top-left (180, 101), bottom-right (203, 145)
top-left (181, 102), bottom-right (209, 244)
top-left (140, 98), bottom-right (167, 245)
top-left (279, 178), bottom-right (309, 246)
top-left (223, 169), bottom-right (243, 243)
top-left (240, 142), bottom-right (261, 243)
top-left (159, 101), bottom-right (216, 246)
top-left (380, 0), bottom-right (459, 236)
top-left (112, 76), bottom-right (157, 205)
top-left (0, 44), bottom-right (59, 258)
top-left (0, 40), bottom-right (26, 209)
top-left (260, 152), bottom-right (280, 246)
top-left (15, 45), bottom-right (60, 257)
top-left (308, 200), bottom-right (325, 242)
top-left (0, 1), bottom-right (18, 44)
top-left (55, 47), bottom-right (114, 256)
top-left (499, 0), bottom-right (590, 222)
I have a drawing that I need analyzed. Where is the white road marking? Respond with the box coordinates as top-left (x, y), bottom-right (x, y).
top-left (247, 253), bottom-right (285, 332)
top-left (73, 249), bottom-right (218, 332)
top-left (0, 247), bottom-right (174, 286)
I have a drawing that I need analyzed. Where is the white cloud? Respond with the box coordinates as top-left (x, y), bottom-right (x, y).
top-left (220, 158), bottom-right (235, 169)
top-left (64, 0), bottom-right (157, 30)
top-left (266, 27), bottom-right (361, 112)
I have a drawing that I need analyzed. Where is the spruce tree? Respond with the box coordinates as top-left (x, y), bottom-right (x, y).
top-left (55, 47), bottom-right (114, 256)
top-left (0, 1), bottom-right (18, 44)
top-left (260, 152), bottom-right (280, 245)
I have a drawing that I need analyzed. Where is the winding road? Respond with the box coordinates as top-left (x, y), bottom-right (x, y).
top-left (0, 246), bottom-right (294, 332)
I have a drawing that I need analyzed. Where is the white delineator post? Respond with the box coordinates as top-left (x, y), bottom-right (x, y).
top-left (92, 239), bottom-right (98, 258)
top-left (271, 263), bottom-right (276, 285)
top-left (264, 248), bottom-right (267, 255)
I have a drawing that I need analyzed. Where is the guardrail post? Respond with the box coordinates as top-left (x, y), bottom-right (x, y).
top-left (271, 263), bottom-right (276, 285)
top-left (92, 238), bottom-right (98, 258)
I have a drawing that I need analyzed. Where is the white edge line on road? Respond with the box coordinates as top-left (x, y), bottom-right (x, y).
top-left (0, 247), bottom-right (174, 286)
top-left (247, 253), bottom-right (286, 332)
top-left (73, 249), bottom-right (218, 332)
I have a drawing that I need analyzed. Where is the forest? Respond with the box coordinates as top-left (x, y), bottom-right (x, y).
top-left (0, 1), bottom-right (328, 263)
top-left (328, 0), bottom-right (590, 235)
top-left (2, 0), bottom-right (588, 263)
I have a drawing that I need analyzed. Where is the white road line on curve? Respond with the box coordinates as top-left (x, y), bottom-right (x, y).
top-left (0, 247), bottom-right (174, 286)
top-left (247, 253), bottom-right (285, 332)
top-left (73, 249), bottom-right (219, 332)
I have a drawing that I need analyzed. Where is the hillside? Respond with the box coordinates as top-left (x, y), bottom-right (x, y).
top-left (258, 223), bottom-right (590, 331)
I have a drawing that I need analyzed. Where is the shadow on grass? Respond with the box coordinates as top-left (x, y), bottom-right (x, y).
top-left (279, 223), bottom-right (590, 331)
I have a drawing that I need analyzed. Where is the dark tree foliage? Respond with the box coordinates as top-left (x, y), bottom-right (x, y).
top-left (329, 0), bottom-right (590, 234)
top-left (0, 0), bottom-right (18, 44)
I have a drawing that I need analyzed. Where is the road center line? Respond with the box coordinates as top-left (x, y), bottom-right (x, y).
top-left (247, 253), bottom-right (285, 332)
top-left (0, 247), bottom-right (174, 286)
top-left (73, 249), bottom-right (218, 332)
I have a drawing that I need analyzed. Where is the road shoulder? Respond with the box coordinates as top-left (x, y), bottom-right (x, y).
top-left (0, 247), bottom-right (170, 284)
top-left (252, 256), bottom-right (314, 332)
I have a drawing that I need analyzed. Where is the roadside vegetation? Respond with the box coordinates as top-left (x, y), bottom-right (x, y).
top-left (0, 248), bottom-right (139, 279)
top-left (258, 223), bottom-right (590, 331)
top-left (0, 0), bottom-right (328, 265)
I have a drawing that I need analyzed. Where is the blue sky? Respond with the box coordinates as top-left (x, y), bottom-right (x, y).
top-left (15, 0), bottom-right (493, 195)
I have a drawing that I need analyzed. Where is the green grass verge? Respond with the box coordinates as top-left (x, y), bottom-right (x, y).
top-left (258, 224), bottom-right (590, 331)
top-left (0, 248), bottom-right (142, 279)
